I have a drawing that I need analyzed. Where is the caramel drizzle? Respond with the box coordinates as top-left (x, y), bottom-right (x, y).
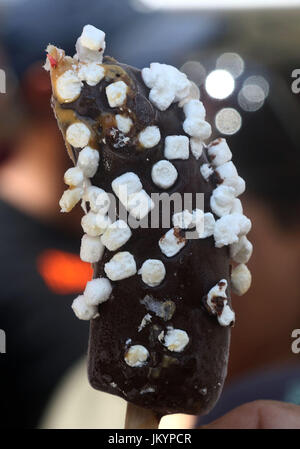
top-left (48, 47), bottom-right (136, 165)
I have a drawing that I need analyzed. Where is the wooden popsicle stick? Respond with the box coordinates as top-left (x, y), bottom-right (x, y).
top-left (125, 402), bottom-right (162, 429)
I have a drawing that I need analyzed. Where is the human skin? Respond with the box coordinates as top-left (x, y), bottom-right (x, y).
top-left (201, 400), bottom-right (300, 429)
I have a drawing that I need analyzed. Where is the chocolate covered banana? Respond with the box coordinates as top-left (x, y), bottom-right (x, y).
top-left (45, 25), bottom-right (252, 416)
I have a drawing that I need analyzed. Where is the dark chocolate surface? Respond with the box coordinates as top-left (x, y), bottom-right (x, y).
top-left (53, 57), bottom-right (231, 416)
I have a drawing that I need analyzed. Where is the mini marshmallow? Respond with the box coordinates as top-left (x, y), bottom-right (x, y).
top-left (200, 163), bottom-right (214, 181)
top-left (96, 191), bottom-right (111, 215)
top-left (59, 187), bottom-right (83, 212)
top-left (216, 161), bottom-right (238, 180)
top-left (149, 87), bottom-right (174, 112)
top-left (207, 280), bottom-right (227, 310)
top-left (210, 185), bottom-right (236, 217)
top-left (66, 122), bottom-right (91, 148)
top-left (218, 304), bottom-right (235, 327)
top-left (104, 251), bottom-right (137, 281)
top-left (174, 84), bottom-right (191, 102)
top-left (80, 25), bottom-right (106, 51)
top-left (141, 62), bottom-right (191, 111)
top-left (172, 210), bottom-right (193, 229)
top-left (206, 280), bottom-right (234, 326)
top-left (101, 220), bottom-right (132, 251)
top-left (215, 161), bottom-right (244, 195)
top-left (183, 117), bottom-right (212, 140)
top-left (192, 209), bottom-right (215, 239)
top-left (218, 174), bottom-right (246, 197)
top-left (183, 99), bottom-right (206, 119)
top-left (77, 146), bottom-right (99, 178)
top-left (83, 186), bottom-right (110, 214)
top-left (234, 176), bottom-right (246, 197)
top-left (127, 189), bottom-right (154, 220)
top-left (75, 39), bottom-right (103, 63)
top-left (230, 235), bottom-right (253, 264)
top-left (125, 345), bottom-right (149, 367)
top-left (78, 62), bottom-right (105, 86)
top-left (231, 264), bottom-right (252, 296)
top-left (71, 295), bottom-right (97, 320)
top-left (84, 277), bottom-right (112, 306)
top-left (64, 167), bottom-right (84, 187)
top-left (106, 81), bottom-right (128, 108)
top-left (178, 81), bottom-right (200, 107)
top-left (164, 135), bottom-right (189, 160)
top-left (81, 211), bottom-right (107, 236)
top-left (83, 185), bottom-right (101, 212)
top-left (80, 234), bottom-right (104, 263)
top-left (192, 208), bottom-right (204, 223)
top-left (214, 213), bottom-right (252, 248)
top-left (115, 114), bottom-right (133, 134)
top-left (183, 99), bottom-right (211, 139)
top-left (138, 126), bottom-right (161, 148)
top-left (112, 172), bottom-right (142, 203)
top-left (95, 213), bottom-right (112, 233)
top-left (231, 198), bottom-right (243, 214)
top-left (208, 138), bottom-right (232, 167)
top-left (138, 259), bottom-right (166, 287)
top-left (75, 25), bottom-right (105, 63)
top-left (151, 160), bottom-right (178, 189)
top-left (191, 208), bottom-right (204, 235)
top-left (82, 177), bottom-right (91, 191)
top-left (55, 70), bottom-right (82, 103)
top-left (204, 213), bottom-right (216, 238)
top-left (190, 137), bottom-right (204, 160)
top-left (159, 228), bottom-right (186, 257)
top-left (162, 328), bottom-right (189, 352)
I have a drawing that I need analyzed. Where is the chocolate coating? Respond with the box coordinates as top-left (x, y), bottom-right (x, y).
top-left (53, 57), bottom-right (231, 416)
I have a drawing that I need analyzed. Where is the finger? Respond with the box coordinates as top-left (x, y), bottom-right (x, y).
top-left (200, 400), bottom-right (300, 429)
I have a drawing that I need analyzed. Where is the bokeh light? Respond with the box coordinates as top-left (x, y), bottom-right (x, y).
top-left (238, 75), bottom-right (269, 112)
top-left (216, 52), bottom-right (245, 79)
top-left (180, 61), bottom-right (207, 86)
top-left (215, 108), bottom-right (242, 135)
top-left (238, 84), bottom-right (265, 112)
top-left (205, 69), bottom-right (235, 100)
top-left (244, 75), bottom-right (270, 96)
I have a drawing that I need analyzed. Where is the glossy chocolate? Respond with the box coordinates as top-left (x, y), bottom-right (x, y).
top-left (52, 57), bottom-right (231, 416)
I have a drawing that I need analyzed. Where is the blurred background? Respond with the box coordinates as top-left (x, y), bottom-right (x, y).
top-left (0, 0), bottom-right (300, 429)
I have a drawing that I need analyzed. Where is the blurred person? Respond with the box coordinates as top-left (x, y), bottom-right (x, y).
top-left (0, 0), bottom-right (145, 429)
top-left (0, 50), bottom-right (90, 428)
top-left (1, 0), bottom-right (300, 430)
top-left (0, 23), bottom-right (88, 432)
